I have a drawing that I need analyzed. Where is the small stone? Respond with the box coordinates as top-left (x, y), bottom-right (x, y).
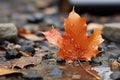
top-left (56, 58), bottom-right (66, 65)
top-left (110, 72), bottom-right (120, 80)
top-left (0, 23), bottom-right (17, 42)
top-left (117, 56), bottom-right (120, 63)
top-left (27, 13), bottom-right (43, 23)
top-left (1, 40), bottom-right (10, 47)
top-left (5, 49), bottom-right (21, 59)
top-left (27, 15), bottom-right (38, 23)
top-left (91, 57), bottom-right (101, 64)
top-left (43, 6), bottom-right (58, 15)
top-left (109, 53), bottom-right (119, 60)
top-left (107, 42), bottom-right (119, 51)
top-left (49, 68), bottom-right (62, 77)
top-left (19, 45), bottom-right (35, 54)
top-left (34, 13), bottom-right (44, 21)
top-left (0, 56), bottom-right (6, 62)
top-left (72, 75), bottom-right (81, 79)
top-left (102, 23), bottom-right (120, 43)
top-left (108, 50), bottom-right (120, 62)
top-left (21, 73), bottom-right (43, 80)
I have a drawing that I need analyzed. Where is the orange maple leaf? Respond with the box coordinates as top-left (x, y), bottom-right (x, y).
top-left (42, 9), bottom-right (104, 62)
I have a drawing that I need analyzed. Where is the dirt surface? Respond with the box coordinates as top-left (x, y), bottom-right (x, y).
top-left (0, 1), bottom-right (120, 80)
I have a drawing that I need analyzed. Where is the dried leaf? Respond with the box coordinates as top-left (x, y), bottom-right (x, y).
top-left (18, 27), bottom-right (45, 41)
top-left (19, 51), bottom-right (32, 57)
top-left (109, 60), bottom-right (120, 71)
top-left (43, 8), bottom-right (104, 62)
top-left (0, 67), bottom-right (26, 76)
top-left (12, 56), bottom-right (42, 69)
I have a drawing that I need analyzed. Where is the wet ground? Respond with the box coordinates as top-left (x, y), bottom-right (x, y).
top-left (0, 0), bottom-right (120, 80)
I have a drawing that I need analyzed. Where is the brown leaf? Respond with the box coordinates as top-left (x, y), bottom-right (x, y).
top-left (19, 51), bottom-right (32, 57)
top-left (0, 67), bottom-right (27, 76)
top-left (12, 56), bottom-right (42, 69)
top-left (17, 27), bottom-right (45, 41)
top-left (109, 60), bottom-right (120, 71)
top-left (35, 48), bottom-right (49, 53)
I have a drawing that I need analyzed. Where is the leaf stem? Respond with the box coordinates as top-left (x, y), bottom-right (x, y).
top-left (77, 59), bottom-right (102, 80)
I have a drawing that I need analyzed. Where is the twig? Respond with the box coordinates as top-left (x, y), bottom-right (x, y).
top-left (77, 59), bottom-right (102, 80)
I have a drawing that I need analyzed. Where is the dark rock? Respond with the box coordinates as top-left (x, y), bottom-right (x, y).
top-left (0, 56), bottom-right (6, 62)
top-left (91, 57), bottom-right (101, 64)
top-left (110, 72), bottom-right (120, 80)
top-left (117, 56), bottom-right (120, 63)
top-left (27, 15), bottom-right (38, 23)
top-left (108, 50), bottom-right (120, 62)
top-left (49, 68), bottom-right (62, 77)
top-left (1, 40), bottom-right (10, 47)
top-left (109, 53), bottom-right (119, 60)
top-left (102, 23), bottom-right (120, 43)
top-left (0, 23), bottom-right (18, 42)
top-left (36, 32), bottom-right (44, 37)
top-left (107, 42), bottom-right (119, 51)
top-left (27, 13), bottom-right (43, 23)
top-left (56, 58), bottom-right (66, 65)
top-left (17, 38), bottom-right (35, 46)
top-left (21, 73), bottom-right (43, 80)
top-left (19, 45), bottom-right (35, 54)
top-left (5, 49), bottom-right (21, 59)
top-left (34, 13), bottom-right (44, 21)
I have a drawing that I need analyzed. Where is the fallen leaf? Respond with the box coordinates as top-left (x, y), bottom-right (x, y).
top-left (19, 51), bottom-right (32, 57)
top-left (109, 60), bottom-right (120, 71)
top-left (0, 67), bottom-right (27, 76)
top-left (18, 27), bottom-right (45, 41)
top-left (35, 48), bottom-right (49, 53)
top-left (43, 8), bottom-right (104, 62)
top-left (12, 56), bottom-right (42, 69)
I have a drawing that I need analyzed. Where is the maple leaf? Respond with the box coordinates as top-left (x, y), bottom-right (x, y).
top-left (42, 8), bottom-right (104, 62)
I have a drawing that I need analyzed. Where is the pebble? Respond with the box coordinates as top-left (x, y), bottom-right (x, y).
top-left (110, 72), bottom-right (120, 80)
top-left (87, 23), bottom-right (103, 31)
top-left (19, 45), bottom-right (35, 54)
top-left (102, 23), bottom-right (120, 43)
top-left (91, 57), bottom-right (101, 64)
top-left (109, 53), bottom-right (119, 60)
top-left (1, 40), bottom-right (10, 47)
top-left (0, 23), bottom-right (18, 42)
top-left (5, 49), bottom-right (21, 59)
top-left (108, 50), bottom-right (120, 62)
top-left (34, 13), bottom-right (44, 21)
top-left (17, 38), bottom-right (35, 46)
top-left (56, 58), bottom-right (66, 65)
top-left (0, 56), bottom-right (6, 62)
top-left (27, 13), bottom-right (44, 23)
top-left (21, 73), bottom-right (43, 80)
top-left (117, 56), bottom-right (120, 63)
top-left (49, 68), bottom-right (62, 77)
top-left (107, 42), bottom-right (119, 51)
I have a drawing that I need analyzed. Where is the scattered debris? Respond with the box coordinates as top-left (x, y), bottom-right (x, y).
top-left (12, 56), bottom-right (42, 69)
top-left (0, 67), bottom-right (27, 76)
